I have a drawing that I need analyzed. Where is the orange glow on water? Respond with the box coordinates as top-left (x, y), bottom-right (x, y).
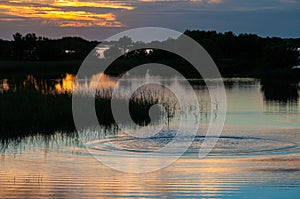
top-left (0, 79), bottom-right (9, 91)
top-left (55, 73), bottom-right (76, 92)
top-left (55, 73), bottom-right (117, 93)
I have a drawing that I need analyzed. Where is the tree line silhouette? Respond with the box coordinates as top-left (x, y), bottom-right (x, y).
top-left (0, 33), bottom-right (98, 61)
top-left (0, 31), bottom-right (299, 77)
top-left (184, 30), bottom-right (299, 70)
top-left (102, 31), bottom-right (300, 77)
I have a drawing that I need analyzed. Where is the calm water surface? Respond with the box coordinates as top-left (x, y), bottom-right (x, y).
top-left (0, 75), bottom-right (299, 198)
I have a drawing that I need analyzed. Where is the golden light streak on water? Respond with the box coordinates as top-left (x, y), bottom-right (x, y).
top-left (1, 144), bottom-right (299, 198)
top-left (55, 73), bottom-right (117, 93)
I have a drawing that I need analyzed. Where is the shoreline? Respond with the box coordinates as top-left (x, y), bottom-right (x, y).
top-left (0, 60), bottom-right (299, 79)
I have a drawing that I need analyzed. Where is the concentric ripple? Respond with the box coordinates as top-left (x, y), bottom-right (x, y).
top-left (85, 130), bottom-right (299, 157)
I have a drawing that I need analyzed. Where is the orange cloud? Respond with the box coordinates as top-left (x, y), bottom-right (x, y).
top-left (141, 0), bottom-right (223, 3)
top-left (58, 21), bottom-right (122, 27)
top-left (54, 0), bottom-right (134, 11)
top-left (190, 0), bottom-right (223, 4)
top-left (0, 0), bottom-right (130, 27)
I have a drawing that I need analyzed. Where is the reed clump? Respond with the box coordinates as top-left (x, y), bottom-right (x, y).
top-left (0, 87), bottom-right (177, 139)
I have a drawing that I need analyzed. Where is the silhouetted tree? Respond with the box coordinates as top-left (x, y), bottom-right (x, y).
top-left (104, 45), bottom-right (122, 59)
top-left (12, 32), bottom-right (24, 60)
top-left (117, 36), bottom-right (133, 54)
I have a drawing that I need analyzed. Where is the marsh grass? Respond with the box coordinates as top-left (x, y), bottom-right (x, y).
top-left (0, 87), bottom-right (177, 139)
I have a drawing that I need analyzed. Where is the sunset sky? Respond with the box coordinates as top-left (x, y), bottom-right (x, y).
top-left (0, 0), bottom-right (299, 40)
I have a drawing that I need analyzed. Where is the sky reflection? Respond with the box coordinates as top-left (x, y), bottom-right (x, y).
top-left (1, 128), bottom-right (300, 198)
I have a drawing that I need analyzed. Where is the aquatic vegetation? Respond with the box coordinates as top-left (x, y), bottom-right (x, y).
top-left (0, 87), bottom-right (177, 139)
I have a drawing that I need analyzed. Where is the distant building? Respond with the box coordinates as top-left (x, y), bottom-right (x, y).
top-left (64, 50), bottom-right (76, 54)
top-left (292, 47), bottom-right (300, 69)
top-left (95, 45), bottom-right (111, 59)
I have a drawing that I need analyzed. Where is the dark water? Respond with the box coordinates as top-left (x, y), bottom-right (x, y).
top-left (0, 74), bottom-right (299, 198)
